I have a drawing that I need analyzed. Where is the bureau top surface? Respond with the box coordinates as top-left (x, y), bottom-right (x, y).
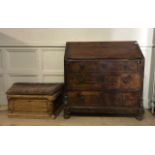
top-left (65, 41), bottom-right (144, 60)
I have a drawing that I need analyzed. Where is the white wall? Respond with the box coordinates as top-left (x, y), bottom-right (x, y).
top-left (0, 28), bottom-right (153, 108)
top-left (0, 28), bottom-right (153, 46)
top-left (148, 30), bottom-right (155, 108)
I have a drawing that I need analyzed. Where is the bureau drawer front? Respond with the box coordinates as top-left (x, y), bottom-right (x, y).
top-left (67, 73), bottom-right (142, 90)
top-left (67, 91), bottom-right (140, 107)
top-left (67, 60), bottom-right (138, 73)
top-left (9, 99), bottom-right (49, 113)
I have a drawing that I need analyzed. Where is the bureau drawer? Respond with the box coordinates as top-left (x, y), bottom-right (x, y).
top-left (67, 91), bottom-right (140, 107)
top-left (67, 60), bottom-right (138, 73)
top-left (67, 73), bottom-right (142, 90)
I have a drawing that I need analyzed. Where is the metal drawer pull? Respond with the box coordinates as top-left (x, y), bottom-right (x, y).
top-left (122, 76), bottom-right (131, 84)
top-left (123, 79), bottom-right (129, 84)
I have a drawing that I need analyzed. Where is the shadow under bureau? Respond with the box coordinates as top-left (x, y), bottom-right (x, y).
top-left (64, 41), bottom-right (144, 120)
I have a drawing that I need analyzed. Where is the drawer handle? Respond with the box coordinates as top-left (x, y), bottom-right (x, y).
top-left (123, 79), bottom-right (129, 84)
top-left (122, 76), bottom-right (131, 84)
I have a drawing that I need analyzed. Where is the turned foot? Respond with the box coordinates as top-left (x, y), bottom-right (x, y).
top-left (64, 108), bottom-right (71, 119)
top-left (135, 105), bottom-right (144, 120)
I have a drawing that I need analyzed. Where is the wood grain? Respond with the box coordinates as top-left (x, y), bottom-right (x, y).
top-left (7, 83), bottom-right (63, 119)
top-left (64, 41), bottom-right (144, 119)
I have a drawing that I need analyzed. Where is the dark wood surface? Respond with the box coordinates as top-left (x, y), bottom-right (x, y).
top-left (64, 41), bottom-right (144, 120)
top-left (67, 72), bottom-right (142, 90)
top-left (66, 41), bottom-right (144, 59)
top-left (67, 91), bottom-right (140, 107)
top-left (68, 60), bottom-right (138, 73)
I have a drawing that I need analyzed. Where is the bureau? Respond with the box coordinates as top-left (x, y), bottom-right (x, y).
top-left (64, 41), bottom-right (144, 120)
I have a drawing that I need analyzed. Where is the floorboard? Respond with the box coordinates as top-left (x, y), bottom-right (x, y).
top-left (0, 109), bottom-right (155, 126)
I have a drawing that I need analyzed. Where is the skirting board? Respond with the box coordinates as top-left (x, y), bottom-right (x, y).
top-left (0, 105), bottom-right (8, 111)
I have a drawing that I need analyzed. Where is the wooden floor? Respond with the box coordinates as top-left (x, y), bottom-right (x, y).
top-left (0, 109), bottom-right (155, 126)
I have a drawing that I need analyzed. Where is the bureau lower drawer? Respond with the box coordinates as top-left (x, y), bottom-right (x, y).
top-left (67, 72), bottom-right (142, 90)
top-left (67, 60), bottom-right (138, 73)
top-left (67, 91), bottom-right (140, 107)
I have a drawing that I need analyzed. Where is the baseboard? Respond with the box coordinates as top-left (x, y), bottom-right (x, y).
top-left (0, 105), bottom-right (8, 111)
top-left (143, 98), bottom-right (150, 109)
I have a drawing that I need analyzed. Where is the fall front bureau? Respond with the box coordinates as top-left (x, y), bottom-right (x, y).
top-left (64, 41), bottom-right (144, 120)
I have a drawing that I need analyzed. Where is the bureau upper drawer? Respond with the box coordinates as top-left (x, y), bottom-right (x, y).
top-left (66, 60), bottom-right (139, 73)
top-left (67, 72), bottom-right (142, 91)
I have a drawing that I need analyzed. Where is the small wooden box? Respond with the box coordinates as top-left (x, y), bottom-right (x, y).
top-left (6, 83), bottom-right (63, 119)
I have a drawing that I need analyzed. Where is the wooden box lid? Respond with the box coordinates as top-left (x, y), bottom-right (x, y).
top-left (65, 41), bottom-right (144, 60)
top-left (6, 83), bottom-right (63, 95)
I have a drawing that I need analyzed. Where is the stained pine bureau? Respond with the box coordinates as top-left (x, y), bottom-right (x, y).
top-left (64, 41), bottom-right (144, 120)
